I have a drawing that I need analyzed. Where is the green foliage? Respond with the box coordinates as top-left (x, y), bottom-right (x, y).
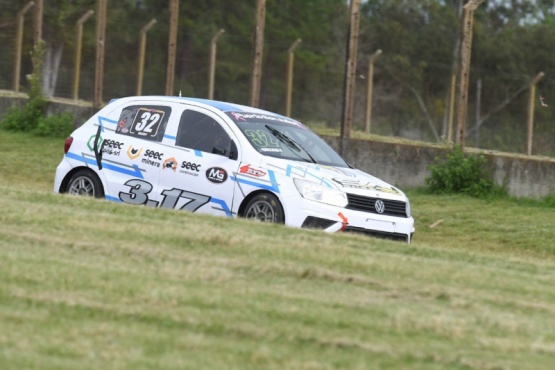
top-left (0, 98), bottom-right (45, 132)
top-left (0, 42), bottom-right (46, 133)
top-left (0, 102), bottom-right (75, 138)
top-left (425, 146), bottom-right (505, 197)
top-left (28, 40), bottom-right (45, 101)
top-left (34, 112), bottom-right (75, 138)
top-left (1, 41), bottom-right (74, 138)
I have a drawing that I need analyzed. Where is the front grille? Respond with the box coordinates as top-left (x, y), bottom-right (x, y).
top-left (343, 226), bottom-right (409, 242)
top-left (346, 194), bottom-right (408, 218)
top-left (301, 216), bottom-right (337, 230)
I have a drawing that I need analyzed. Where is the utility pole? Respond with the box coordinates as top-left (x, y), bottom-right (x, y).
top-left (364, 49), bottom-right (381, 134)
top-left (340, 0), bottom-right (361, 155)
top-left (250, 0), bottom-right (266, 108)
top-left (73, 10), bottom-right (94, 100)
top-left (165, 0), bottom-right (178, 96)
top-left (527, 72), bottom-right (545, 156)
top-left (136, 18), bottom-right (157, 96)
top-left (14, 1), bottom-right (34, 93)
top-left (285, 38), bottom-right (302, 117)
top-left (33, 0), bottom-right (42, 45)
top-left (94, 0), bottom-right (107, 110)
top-left (208, 29), bottom-right (225, 100)
top-left (474, 78), bottom-right (481, 148)
top-left (455, 0), bottom-right (485, 147)
top-left (446, 73), bottom-right (456, 144)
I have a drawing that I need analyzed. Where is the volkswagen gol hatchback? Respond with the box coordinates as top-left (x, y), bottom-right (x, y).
top-left (54, 96), bottom-right (415, 242)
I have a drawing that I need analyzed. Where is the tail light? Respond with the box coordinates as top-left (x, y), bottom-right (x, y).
top-left (64, 136), bottom-right (74, 154)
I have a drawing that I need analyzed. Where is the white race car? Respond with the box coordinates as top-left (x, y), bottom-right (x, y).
top-left (54, 96), bottom-right (415, 242)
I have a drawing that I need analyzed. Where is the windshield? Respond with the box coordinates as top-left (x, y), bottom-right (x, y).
top-left (226, 112), bottom-right (349, 167)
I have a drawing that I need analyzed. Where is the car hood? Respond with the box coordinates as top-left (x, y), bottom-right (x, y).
top-left (261, 159), bottom-right (407, 201)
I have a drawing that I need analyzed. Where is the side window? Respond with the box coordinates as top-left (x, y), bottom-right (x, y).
top-left (115, 105), bottom-right (171, 142)
top-left (176, 110), bottom-right (232, 156)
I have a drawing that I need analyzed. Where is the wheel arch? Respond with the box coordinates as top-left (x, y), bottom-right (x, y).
top-left (59, 167), bottom-right (104, 195)
top-left (238, 190), bottom-right (285, 222)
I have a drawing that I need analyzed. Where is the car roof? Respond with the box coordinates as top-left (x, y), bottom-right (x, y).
top-left (110, 95), bottom-right (291, 119)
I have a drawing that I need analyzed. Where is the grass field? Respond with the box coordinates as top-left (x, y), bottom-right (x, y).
top-left (2, 130), bottom-right (555, 369)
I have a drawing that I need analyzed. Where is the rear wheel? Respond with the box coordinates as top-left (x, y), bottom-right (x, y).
top-left (67, 170), bottom-right (104, 198)
top-left (243, 193), bottom-right (284, 223)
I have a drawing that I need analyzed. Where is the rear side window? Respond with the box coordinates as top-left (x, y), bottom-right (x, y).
top-left (115, 105), bottom-right (171, 142)
top-left (176, 110), bottom-right (232, 156)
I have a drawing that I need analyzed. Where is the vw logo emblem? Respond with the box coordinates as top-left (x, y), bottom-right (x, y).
top-left (375, 199), bottom-right (385, 214)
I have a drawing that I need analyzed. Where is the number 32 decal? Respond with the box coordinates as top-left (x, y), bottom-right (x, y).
top-left (130, 108), bottom-right (164, 138)
top-left (119, 179), bottom-right (210, 211)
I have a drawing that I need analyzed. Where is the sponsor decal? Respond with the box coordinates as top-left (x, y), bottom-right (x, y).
top-left (127, 145), bottom-right (143, 160)
top-left (130, 107), bottom-right (165, 138)
top-left (180, 160), bottom-right (201, 177)
top-left (118, 117), bottom-right (129, 133)
top-left (239, 164), bottom-right (266, 177)
top-left (87, 134), bottom-right (103, 152)
top-left (373, 185), bottom-right (401, 195)
top-left (102, 139), bottom-right (124, 150)
top-left (144, 149), bottom-right (163, 160)
top-left (228, 111), bottom-right (298, 125)
top-left (261, 147), bottom-right (282, 152)
top-left (100, 139), bottom-right (124, 156)
top-left (163, 157), bottom-right (178, 172)
top-left (206, 167), bottom-right (228, 183)
top-left (141, 149), bottom-right (164, 168)
top-left (230, 112), bottom-right (247, 122)
top-left (332, 178), bottom-right (400, 195)
top-left (320, 165), bottom-right (356, 178)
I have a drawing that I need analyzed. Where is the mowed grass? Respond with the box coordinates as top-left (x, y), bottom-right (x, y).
top-left (2, 130), bottom-right (555, 369)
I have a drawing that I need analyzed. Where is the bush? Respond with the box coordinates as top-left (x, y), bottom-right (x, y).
top-left (0, 98), bottom-right (45, 133)
top-left (0, 40), bottom-right (75, 138)
top-left (34, 112), bottom-right (75, 138)
top-left (425, 146), bottom-right (505, 198)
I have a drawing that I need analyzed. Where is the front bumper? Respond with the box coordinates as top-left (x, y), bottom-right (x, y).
top-left (283, 195), bottom-right (415, 243)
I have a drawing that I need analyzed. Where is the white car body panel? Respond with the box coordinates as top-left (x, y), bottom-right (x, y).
top-left (54, 96), bottom-right (415, 242)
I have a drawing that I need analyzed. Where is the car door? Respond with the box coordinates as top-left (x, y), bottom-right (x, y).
top-left (157, 106), bottom-right (240, 217)
top-left (103, 102), bottom-right (173, 206)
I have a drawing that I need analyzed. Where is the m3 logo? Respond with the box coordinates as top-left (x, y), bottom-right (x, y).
top-left (206, 167), bottom-right (228, 184)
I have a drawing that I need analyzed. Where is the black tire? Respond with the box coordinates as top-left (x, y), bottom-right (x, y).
top-left (67, 170), bottom-right (104, 198)
top-left (243, 193), bottom-right (284, 223)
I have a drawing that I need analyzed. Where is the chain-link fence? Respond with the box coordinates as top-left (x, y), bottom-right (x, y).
top-left (1, 0), bottom-right (555, 157)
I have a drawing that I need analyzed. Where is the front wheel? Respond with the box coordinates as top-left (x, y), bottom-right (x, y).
top-left (243, 193), bottom-right (284, 223)
top-left (67, 170), bottom-right (104, 198)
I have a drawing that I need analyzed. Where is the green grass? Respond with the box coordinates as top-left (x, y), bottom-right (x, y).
top-left (2, 130), bottom-right (555, 369)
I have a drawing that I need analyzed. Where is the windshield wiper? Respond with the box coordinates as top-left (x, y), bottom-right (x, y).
top-left (265, 124), bottom-right (317, 163)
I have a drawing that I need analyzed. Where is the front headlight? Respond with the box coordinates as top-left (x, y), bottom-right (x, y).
top-left (406, 199), bottom-right (411, 217)
top-left (293, 178), bottom-right (348, 208)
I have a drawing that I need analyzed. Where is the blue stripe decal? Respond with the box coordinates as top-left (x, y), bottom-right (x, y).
top-left (285, 164), bottom-right (333, 188)
top-left (231, 170), bottom-right (280, 193)
top-left (66, 151), bottom-right (98, 166)
top-left (105, 195), bottom-right (122, 202)
top-left (98, 116), bottom-right (117, 132)
top-left (66, 152), bottom-right (144, 179)
top-left (210, 198), bottom-right (232, 217)
top-left (164, 134), bottom-right (176, 140)
top-left (102, 162), bottom-right (144, 178)
top-left (194, 150), bottom-right (203, 157)
top-left (182, 98), bottom-right (245, 112)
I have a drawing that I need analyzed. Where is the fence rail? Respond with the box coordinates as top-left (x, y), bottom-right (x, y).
top-left (1, 0), bottom-right (553, 158)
